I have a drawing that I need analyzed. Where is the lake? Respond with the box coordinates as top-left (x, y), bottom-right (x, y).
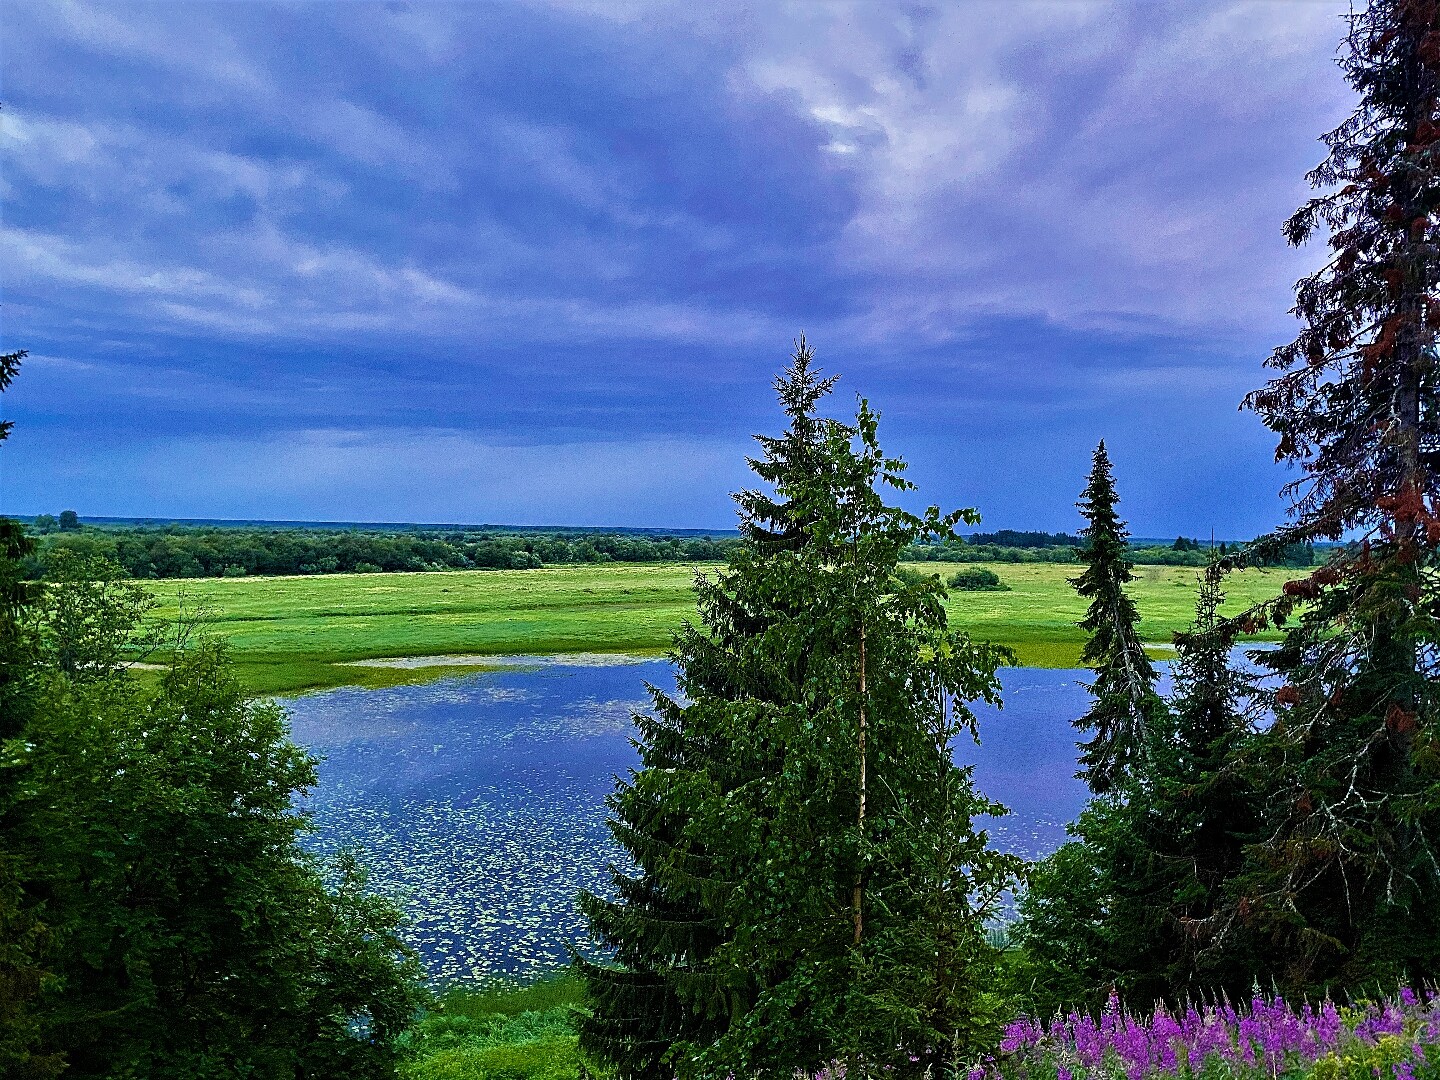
top-left (286, 656), bottom-right (1106, 984)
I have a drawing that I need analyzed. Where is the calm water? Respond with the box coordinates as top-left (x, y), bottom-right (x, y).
top-left (286, 657), bottom-right (1105, 983)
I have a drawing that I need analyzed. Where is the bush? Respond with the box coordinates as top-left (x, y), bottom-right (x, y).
top-left (947, 566), bottom-right (1009, 591)
top-left (19, 563), bottom-right (427, 1077)
top-left (894, 565), bottom-right (943, 588)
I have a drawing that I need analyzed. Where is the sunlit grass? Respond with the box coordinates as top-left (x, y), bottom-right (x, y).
top-left (399, 973), bottom-right (587, 1080)
top-left (140, 561), bottom-right (1289, 695)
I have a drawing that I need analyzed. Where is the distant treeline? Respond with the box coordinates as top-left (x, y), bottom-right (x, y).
top-left (22, 526), bottom-right (739, 579)
top-left (966, 529), bottom-right (1083, 548)
top-left (20, 523), bottom-right (1319, 579)
top-left (907, 537), bottom-right (1318, 568)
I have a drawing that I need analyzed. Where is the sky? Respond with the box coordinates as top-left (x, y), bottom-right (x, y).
top-left (0, 0), bottom-right (1356, 535)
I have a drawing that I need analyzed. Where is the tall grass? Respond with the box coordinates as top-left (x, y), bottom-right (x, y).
top-left (399, 972), bottom-right (587, 1080)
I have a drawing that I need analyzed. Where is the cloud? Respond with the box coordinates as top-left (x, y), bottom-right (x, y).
top-left (0, 0), bottom-right (1354, 529)
top-left (733, 1), bottom-right (1348, 338)
top-left (6, 1), bottom-right (1348, 355)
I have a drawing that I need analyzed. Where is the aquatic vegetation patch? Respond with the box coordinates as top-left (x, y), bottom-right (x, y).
top-left (308, 795), bottom-right (620, 983)
top-left (286, 660), bottom-right (1102, 985)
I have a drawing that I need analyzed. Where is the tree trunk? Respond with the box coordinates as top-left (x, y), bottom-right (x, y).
top-left (853, 621), bottom-right (867, 946)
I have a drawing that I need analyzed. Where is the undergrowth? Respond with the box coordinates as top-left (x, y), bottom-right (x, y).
top-left (398, 972), bottom-right (588, 1080)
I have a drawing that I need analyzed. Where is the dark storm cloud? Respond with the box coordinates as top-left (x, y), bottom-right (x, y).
top-left (0, 0), bottom-right (1350, 532)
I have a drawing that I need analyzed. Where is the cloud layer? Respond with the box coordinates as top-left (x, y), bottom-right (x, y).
top-left (1, 0), bottom-right (1352, 533)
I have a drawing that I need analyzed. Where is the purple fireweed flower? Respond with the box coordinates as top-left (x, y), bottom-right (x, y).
top-left (993, 985), bottom-right (1440, 1080)
top-left (1001, 1019), bottom-right (1041, 1054)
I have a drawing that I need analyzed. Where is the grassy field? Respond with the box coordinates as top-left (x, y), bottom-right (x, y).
top-left (923, 561), bottom-right (1287, 667)
top-left (140, 561), bottom-right (1290, 696)
top-left (399, 972), bottom-right (585, 1080)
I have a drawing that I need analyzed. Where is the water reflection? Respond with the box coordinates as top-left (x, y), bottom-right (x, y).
top-left (286, 659), bottom-right (1109, 983)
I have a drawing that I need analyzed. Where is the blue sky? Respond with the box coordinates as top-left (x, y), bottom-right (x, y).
top-left (1, 1), bottom-right (1353, 534)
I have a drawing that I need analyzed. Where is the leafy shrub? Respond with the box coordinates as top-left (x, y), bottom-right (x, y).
top-left (894, 565), bottom-right (943, 588)
top-left (21, 569), bottom-right (427, 1077)
top-left (948, 566), bottom-right (1009, 591)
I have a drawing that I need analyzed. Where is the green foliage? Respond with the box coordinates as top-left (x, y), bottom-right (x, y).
top-left (56, 512), bottom-right (78, 532)
top-left (968, 530), bottom-right (1082, 549)
top-left (1121, 568), bottom-right (1260, 995)
top-left (0, 349), bottom-right (65, 1080)
top-left (0, 349), bottom-right (23, 446)
top-left (25, 524), bottom-right (738, 580)
top-left (1220, 0), bottom-right (1440, 994)
top-left (1217, 546), bottom-right (1440, 990)
top-left (1006, 841), bottom-right (1106, 1019)
top-left (903, 540), bottom-right (1285, 568)
top-left (1006, 3), bottom-right (1440, 1011)
top-left (435, 973), bottom-right (584, 1020)
top-left (1011, 566), bottom-right (1264, 1013)
top-left (6, 558), bottom-right (428, 1077)
top-left (1071, 441), bottom-right (1166, 794)
top-left (947, 566), bottom-right (1009, 592)
top-left (33, 550), bottom-right (157, 679)
top-left (895, 565), bottom-right (943, 588)
top-left (579, 340), bottom-right (1021, 1078)
top-left (905, 540), bottom-right (1082, 564)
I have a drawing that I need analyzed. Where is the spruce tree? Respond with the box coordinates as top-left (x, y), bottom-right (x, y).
top-left (1162, 567), bottom-right (1259, 968)
top-left (578, 340), bottom-right (1020, 1078)
top-left (1095, 566), bottom-right (1260, 1000)
top-left (1013, 565), bottom-right (1261, 1011)
top-left (1070, 441), bottom-right (1164, 793)
top-left (1223, 0), bottom-right (1440, 989)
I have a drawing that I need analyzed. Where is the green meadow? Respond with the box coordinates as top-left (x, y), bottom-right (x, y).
top-left (142, 561), bottom-right (1289, 696)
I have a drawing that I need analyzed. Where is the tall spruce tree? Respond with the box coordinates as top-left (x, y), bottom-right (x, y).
top-left (1160, 566), bottom-right (1261, 991)
top-left (1221, 0), bottom-right (1440, 990)
top-left (1095, 566), bottom-right (1260, 1000)
top-left (1012, 565), bottom-right (1260, 1011)
top-left (1070, 441), bottom-right (1164, 793)
top-left (578, 340), bottom-right (1020, 1079)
